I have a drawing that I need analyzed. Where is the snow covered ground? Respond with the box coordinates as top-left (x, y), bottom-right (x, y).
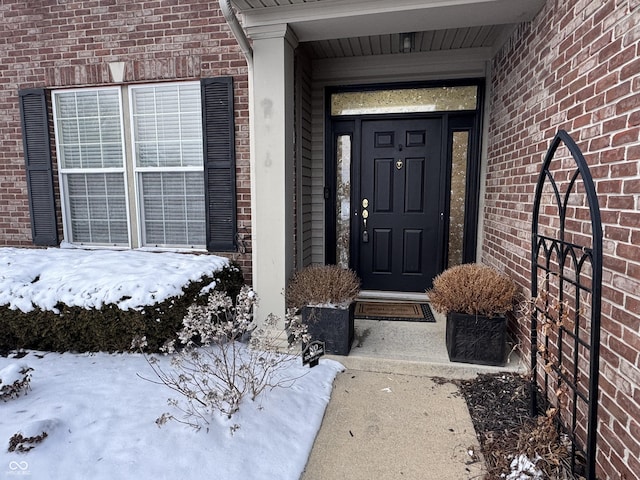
top-left (0, 247), bottom-right (342, 479)
top-left (0, 351), bottom-right (342, 479)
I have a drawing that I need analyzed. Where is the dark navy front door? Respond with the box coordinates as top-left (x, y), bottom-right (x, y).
top-left (357, 118), bottom-right (443, 291)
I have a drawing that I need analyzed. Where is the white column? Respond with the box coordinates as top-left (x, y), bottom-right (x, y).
top-left (249, 25), bottom-right (298, 325)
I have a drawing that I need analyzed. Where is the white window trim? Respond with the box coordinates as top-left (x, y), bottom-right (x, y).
top-left (52, 86), bottom-right (133, 248)
top-left (52, 82), bottom-right (208, 251)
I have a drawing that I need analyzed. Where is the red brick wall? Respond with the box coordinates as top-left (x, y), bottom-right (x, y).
top-left (485, 0), bottom-right (639, 477)
top-left (0, 0), bottom-right (252, 283)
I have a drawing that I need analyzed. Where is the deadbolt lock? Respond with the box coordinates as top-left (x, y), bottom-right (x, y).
top-left (362, 198), bottom-right (369, 208)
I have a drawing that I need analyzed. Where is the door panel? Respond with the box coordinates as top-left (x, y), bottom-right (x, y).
top-left (403, 229), bottom-right (423, 273)
top-left (405, 158), bottom-right (425, 212)
top-left (372, 229), bottom-right (392, 273)
top-left (358, 118), bottom-right (442, 291)
top-left (374, 159), bottom-right (394, 211)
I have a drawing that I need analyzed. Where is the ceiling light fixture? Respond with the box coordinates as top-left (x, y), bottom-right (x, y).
top-left (401, 32), bottom-right (415, 53)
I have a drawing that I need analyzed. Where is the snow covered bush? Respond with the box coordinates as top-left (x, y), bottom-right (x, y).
top-left (8, 432), bottom-right (48, 453)
top-left (0, 262), bottom-right (245, 354)
top-left (0, 364), bottom-right (33, 401)
top-left (6, 419), bottom-right (58, 454)
top-left (136, 286), bottom-right (308, 430)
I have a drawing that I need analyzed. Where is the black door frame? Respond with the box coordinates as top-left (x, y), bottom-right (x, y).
top-left (324, 79), bottom-right (485, 286)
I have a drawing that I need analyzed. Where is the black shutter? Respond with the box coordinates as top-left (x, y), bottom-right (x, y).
top-left (19, 88), bottom-right (59, 246)
top-left (201, 77), bottom-right (237, 252)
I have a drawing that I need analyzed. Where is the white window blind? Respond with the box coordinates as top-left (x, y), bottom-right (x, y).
top-left (140, 172), bottom-right (205, 246)
top-left (53, 82), bottom-right (206, 249)
top-left (130, 83), bottom-right (205, 248)
top-left (53, 89), bottom-right (129, 246)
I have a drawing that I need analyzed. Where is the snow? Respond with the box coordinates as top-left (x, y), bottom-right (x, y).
top-left (0, 351), bottom-right (342, 479)
top-left (306, 301), bottom-right (351, 310)
top-left (0, 363), bottom-right (30, 387)
top-left (0, 247), bottom-right (343, 479)
top-left (503, 454), bottom-right (544, 479)
top-left (0, 247), bottom-right (229, 312)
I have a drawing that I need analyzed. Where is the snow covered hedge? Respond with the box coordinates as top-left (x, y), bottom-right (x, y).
top-left (0, 248), bottom-right (245, 354)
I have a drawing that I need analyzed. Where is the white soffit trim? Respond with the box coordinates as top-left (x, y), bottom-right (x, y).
top-left (237, 0), bottom-right (546, 42)
top-left (312, 47), bottom-right (491, 84)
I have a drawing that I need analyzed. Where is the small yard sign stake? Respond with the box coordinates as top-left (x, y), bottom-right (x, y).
top-left (302, 341), bottom-right (325, 368)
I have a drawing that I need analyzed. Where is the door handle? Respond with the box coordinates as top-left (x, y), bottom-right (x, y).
top-left (361, 198), bottom-right (369, 229)
top-left (362, 198), bottom-right (369, 242)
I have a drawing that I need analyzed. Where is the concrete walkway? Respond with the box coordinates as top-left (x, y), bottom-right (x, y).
top-left (301, 370), bottom-right (485, 480)
top-left (300, 311), bottom-right (525, 479)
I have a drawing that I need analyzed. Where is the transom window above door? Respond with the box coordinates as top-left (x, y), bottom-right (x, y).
top-left (331, 85), bottom-right (478, 116)
top-left (52, 82), bottom-right (205, 249)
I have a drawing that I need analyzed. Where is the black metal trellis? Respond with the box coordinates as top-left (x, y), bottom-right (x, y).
top-left (530, 130), bottom-right (603, 479)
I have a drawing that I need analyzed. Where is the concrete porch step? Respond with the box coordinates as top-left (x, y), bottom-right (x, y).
top-left (326, 313), bottom-right (527, 379)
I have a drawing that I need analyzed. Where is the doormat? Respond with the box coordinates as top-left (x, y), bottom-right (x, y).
top-left (354, 302), bottom-right (435, 322)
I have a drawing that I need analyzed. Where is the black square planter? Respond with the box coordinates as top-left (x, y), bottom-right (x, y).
top-left (301, 303), bottom-right (355, 356)
top-left (445, 312), bottom-right (507, 366)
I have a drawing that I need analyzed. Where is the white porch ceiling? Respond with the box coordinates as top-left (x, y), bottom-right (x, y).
top-left (233, 0), bottom-right (321, 6)
top-left (231, 0), bottom-right (546, 50)
top-left (305, 26), bottom-right (503, 59)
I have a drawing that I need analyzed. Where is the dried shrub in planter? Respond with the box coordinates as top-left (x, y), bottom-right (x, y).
top-left (428, 263), bottom-right (518, 317)
top-left (286, 265), bottom-right (360, 309)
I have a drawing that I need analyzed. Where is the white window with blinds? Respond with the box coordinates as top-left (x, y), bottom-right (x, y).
top-left (52, 82), bottom-right (205, 249)
top-left (53, 88), bottom-right (129, 246)
top-left (129, 83), bottom-right (204, 248)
